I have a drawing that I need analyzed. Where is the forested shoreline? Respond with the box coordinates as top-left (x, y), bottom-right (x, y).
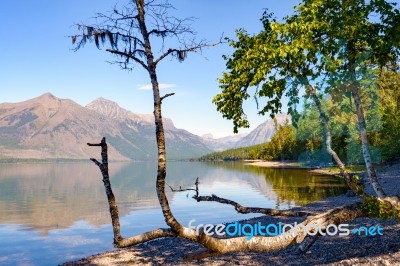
top-left (63, 0), bottom-right (400, 264)
top-left (200, 70), bottom-right (400, 165)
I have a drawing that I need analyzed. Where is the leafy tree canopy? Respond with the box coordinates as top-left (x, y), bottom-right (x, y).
top-left (214, 0), bottom-right (400, 133)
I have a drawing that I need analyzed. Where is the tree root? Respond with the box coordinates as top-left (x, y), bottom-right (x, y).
top-left (88, 138), bottom-right (396, 260)
top-left (116, 228), bottom-right (177, 248)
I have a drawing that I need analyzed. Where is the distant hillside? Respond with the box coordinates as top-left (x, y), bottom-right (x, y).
top-left (201, 133), bottom-right (246, 151)
top-left (200, 113), bottom-right (291, 151)
top-left (235, 113), bottom-right (290, 147)
top-left (0, 93), bottom-right (211, 160)
top-left (199, 143), bottom-right (266, 161)
top-left (200, 122), bottom-right (301, 161)
top-left (0, 93), bottom-right (296, 161)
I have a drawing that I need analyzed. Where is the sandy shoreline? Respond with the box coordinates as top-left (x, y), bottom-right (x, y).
top-left (245, 160), bottom-right (366, 177)
top-left (244, 160), bottom-right (304, 168)
top-left (63, 162), bottom-right (400, 266)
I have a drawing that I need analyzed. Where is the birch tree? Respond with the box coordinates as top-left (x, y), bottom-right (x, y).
top-left (73, 0), bottom-right (220, 246)
top-left (77, 0), bottom-right (399, 260)
top-left (214, 0), bottom-right (400, 197)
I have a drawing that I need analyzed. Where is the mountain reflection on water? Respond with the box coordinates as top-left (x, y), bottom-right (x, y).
top-left (0, 161), bottom-right (346, 233)
top-left (0, 161), bottom-right (347, 265)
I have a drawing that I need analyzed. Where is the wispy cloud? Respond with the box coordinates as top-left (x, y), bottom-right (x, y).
top-left (137, 83), bottom-right (176, 90)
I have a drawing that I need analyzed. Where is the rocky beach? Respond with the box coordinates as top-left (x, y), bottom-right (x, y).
top-left (63, 162), bottom-right (400, 266)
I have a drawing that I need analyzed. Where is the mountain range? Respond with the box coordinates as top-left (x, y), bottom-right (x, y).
top-left (0, 93), bottom-right (289, 160)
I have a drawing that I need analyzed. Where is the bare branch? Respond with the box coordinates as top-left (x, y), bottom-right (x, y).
top-left (160, 93), bottom-right (175, 102)
top-left (167, 177), bottom-right (199, 197)
top-left (89, 158), bottom-right (102, 168)
top-left (170, 177), bottom-right (309, 217)
top-left (154, 40), bottom-right (222, 65)
top-left (147, 16), bottom-right (196, 39)
top-left (166, 183), bottom-right (196, 192)
top-left (76, 1), bottom-right (400, 260)
top-left (193, 194), bottom-right (310, 217)
top-left (106, 49), bottom-right (149, 71)
top-left (71, 1), bottom-right (223, 72)
top-left (87, 142), bottom-right (103, 147)
top-left (86, 135), bottom-right (373, 257)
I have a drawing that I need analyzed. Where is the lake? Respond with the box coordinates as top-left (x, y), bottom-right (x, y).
top-left (0, 161), bottom-right (346, 265)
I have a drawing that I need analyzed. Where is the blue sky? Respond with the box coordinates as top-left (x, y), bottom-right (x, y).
top-left (0, 0), bottom-right (300, 138)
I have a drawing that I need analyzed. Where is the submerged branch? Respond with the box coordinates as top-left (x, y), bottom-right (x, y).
top-left (86, 138), bottom-right (397, 259)
top-left (170, 177), bottom-right (309, 217)
top-left (193, 194), bottom-right (310, 217)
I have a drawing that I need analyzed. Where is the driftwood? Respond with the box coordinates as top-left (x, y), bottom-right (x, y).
top-left (166, 177), bottom-right (310, 217)
top-left (81, 0), bottom-right (399, 260)
top-left (193, 194), bottom-right (310, 217)
top-left (88, 137), bottom-right (367, 256)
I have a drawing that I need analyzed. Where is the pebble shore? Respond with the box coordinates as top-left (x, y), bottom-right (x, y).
top-left (63, 163), bottom-right (400, 266)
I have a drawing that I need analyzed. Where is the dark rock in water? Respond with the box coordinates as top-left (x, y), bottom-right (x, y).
top-left (346, 190), bottom-right (356, 197)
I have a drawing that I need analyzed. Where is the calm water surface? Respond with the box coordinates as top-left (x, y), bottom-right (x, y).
top-left (0, 161), bottom-right (346, 265)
